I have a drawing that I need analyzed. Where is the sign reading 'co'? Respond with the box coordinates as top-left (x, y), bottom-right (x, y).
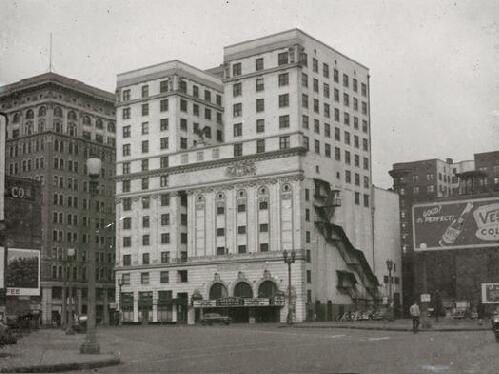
top-left (9, 186), bottom-right (32, 199)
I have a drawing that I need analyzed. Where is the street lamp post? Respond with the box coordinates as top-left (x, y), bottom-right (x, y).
top-left (283, 249), bottom-right (296, 325)
top-left (117, 277), bottom-right (124, 326)
top-left (66, 247), bottom-right (76, 335)
top-left (80, 157), bottom-right (101, 354)
top-left (386, 259), bottom-right (394, 321)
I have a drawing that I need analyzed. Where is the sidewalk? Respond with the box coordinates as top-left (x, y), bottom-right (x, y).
top-left (0, 329), bottom-right (119, 373)
top-left (290, 318), bottom-right (490, 332)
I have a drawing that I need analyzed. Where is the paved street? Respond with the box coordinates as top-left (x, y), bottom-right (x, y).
top-left (81, 324), bottom-right (499, 374)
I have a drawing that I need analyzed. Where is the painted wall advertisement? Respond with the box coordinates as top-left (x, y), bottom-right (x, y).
top-left (413, 197), bottom-right (499, 251)
top-left (5, 248), bottom-right (40, 296)
top-left (481, 283), bottom-right (499, 304)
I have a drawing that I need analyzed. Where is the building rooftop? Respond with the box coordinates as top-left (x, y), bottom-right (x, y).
top-left (224, 28), bottom-right (369, 70)
top-left (0, 72), bottom-right (115, 103)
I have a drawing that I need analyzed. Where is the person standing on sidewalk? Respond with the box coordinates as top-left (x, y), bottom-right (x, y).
top-left (410, 301), bottom-right (421, 333)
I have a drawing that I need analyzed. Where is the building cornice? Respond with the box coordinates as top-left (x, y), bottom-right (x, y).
top-left (115, 146), bottom-right (306, 181)
top-left (116, 90), bottom-right (223, 112)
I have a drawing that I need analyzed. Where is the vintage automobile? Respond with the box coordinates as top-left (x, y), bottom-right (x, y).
top-left (200, 313), bottom-right (231, 325)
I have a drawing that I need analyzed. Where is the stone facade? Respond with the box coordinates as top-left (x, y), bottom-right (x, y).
top-left (0, 73), bottom-right (116, 326)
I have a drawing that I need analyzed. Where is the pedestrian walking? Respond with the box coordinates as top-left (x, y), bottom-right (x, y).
top-left (410, 301), bottom-right (421, 333)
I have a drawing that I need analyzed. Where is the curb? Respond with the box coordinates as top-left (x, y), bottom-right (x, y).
top-left (289, 324), bottom-right (489, 333)
top-left (0, 354), bottom-right (120, 373)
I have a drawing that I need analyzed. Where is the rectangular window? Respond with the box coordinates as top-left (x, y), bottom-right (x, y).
top-left (325, 143), bottom-right (331, 158)
top-left (232, 62), bottom-right (241, 77)
top-left (278, 73), bottom-right (289, 87)
top-left (278, 52), bottom-right (288, 65)
top-left (313, 78), bottom-right (319, 93)
top-left (256, 78), bottom-right (264, 92)
top-left (160, 156), bottom-right (169, 168)
top-left (237, 204), bottom-right (246, 212)
top-left (122, 144), bottom-right (130, 157)
top-left (123, 237), bottom-right (131, 247)
top-left (279, 115), bottom-right (290, 129)
top-left (312, 58), bottom-right (318, 72)
top-left (303, 136), bottom-right (309, 150)
top-left (234, 143), bottom-right (243, 157)
top-left (142, 103), bottom-right (149, 116)
top-left (160, 137), bottom-right (169, 149)
top-left (279, 136), bottom-right (290, 150)
top-left (160, 271), bottom-right (169, 283)
top-left (343, 93), bottom-right (349, 107)
top-left (141, 272), bottom-right (149, 284)
top-left (345, 170), bottom-right (351, 183)
top-left (323, 63), bottom-right (329, 78)
top-left (123, 254), bottom-right (131, 266)
top-left (323, 83), bottom-right (330, 98)
top-left (278, 94), bottom-right (289, 108)
top-left (142, 252), bottom-right (150, 264)
top-left (345, 151), bottom-right (351, 165)
top-left (233, 103), bottom-right (242, 117)
top-left (259, 201), bottom-right (268, 210)
top-left (233, 83), bottom-right (242, 97)
top-left (302, 94), bottom-right (308, 109)
top-left (260, 243), bottom-right (269, 252)
top-left (160, 80), bottom-right (169, 93)
top-left (122, 89), bottom-right (130, 101)
top-left (216, 206), bottom-right (225, 215)
top-left (233, 123), bottom-right (242, 137)
top-left (361, 82), bottom-right (367, 97)
top-left (256, 99), bottom-right (265, 112)
top-left (178, 270), bottom-right (188, 283)
top-left (161, 233), bottom-right (170, 244)
top-left (256, 139), bottom-right (265, 153)
top-left (160, 118), bottom-right (168, 131)
top-left (161, 214), bottom-right (170, 226)
top-left (256, 119), bottom-right (265, 133)
top-left (302, 115), bottom-right (309, 129)
top-left (256, 58), bottom-right (264, 71)
top-left (122, 107), bottom-right (130, 120)
top-left (142, 140), bottom-right (149, 153)
top-left (141, 159), bottom-right (149, 171)
top-left (355, 192), bottom-right (360, 205)
top-left (141, 122), bottom-right (149, 135)
top-left (363, 194), bottom-right (370, 207)
top-left (180, 137), bottom-right (188, 149)
top-left (238, 245), bottom-right (247, 254)
top-left (307, 270), bottom-right (312, 283)
top-left (122, 125), bottom-right (131, 138)
top-left (301, 73), bottom-right (308, 88)
top-left (343, 74), bottom-right (349, 88)
top-left (142, 234), bottom-right (150, 246)
top-left (160, 99), bottom-right (169, 112)
top-left (204, 108), bottom-right (211, 120)
top-left (217, 228), bottom-right (225, 237)
top-left (237, 226), bottom-right (246, 234)
top-left (315, 140), bottom-right (320, 154)
top-left (161, 251), bottom-right (170, 263)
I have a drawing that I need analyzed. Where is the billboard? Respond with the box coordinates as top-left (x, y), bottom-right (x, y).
top-left (6, 248), bottom-right (40, 296)
top-left (413, 197), bottom-right (499, 251)
top-left (482, 283), bottom-right (499, 304)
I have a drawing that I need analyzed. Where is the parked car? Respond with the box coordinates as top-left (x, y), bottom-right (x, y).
top-left (0, 321), bottom-right (17, 346)
top-left (73, 315), bottom-right (87, 333)
top-left (200, 313), bottom-right (231, 325)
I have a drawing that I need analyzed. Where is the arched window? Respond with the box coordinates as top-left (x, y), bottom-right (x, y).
top-left (234, 282), bottom-right (253, 298)
top-left (209, 283), bottom-right (228, 300)
top-left (258, 281), bottom-right (278, 298)
top-left (54, 122), bottom-right (62, 133)
top-left (96, 118), bottom-right (103, 129)
top-left (107, 121), bottom-right (115, 133)
top-left (38, 106), bottom-right (47, 117)
top-left (67, 111), bottom-right (77, 121)
top-left (25, 109), bottom-right (34, 119)
top-left (83, 116), bottom-right (91, 126)
top-left (54, 106), bottom-right (63, 118)
top-left (13, 113), bottom-right (20, 123)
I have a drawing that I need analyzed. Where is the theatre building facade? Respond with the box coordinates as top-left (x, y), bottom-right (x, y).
top-left (114, 29), bottom-right (379, 324)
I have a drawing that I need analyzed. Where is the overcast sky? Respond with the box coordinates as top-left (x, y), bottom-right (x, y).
top-left (1, 0), bottom-right (498, 187)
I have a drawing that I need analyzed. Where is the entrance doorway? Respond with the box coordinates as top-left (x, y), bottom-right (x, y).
top-left (177, 293), bottom-right (188, 323)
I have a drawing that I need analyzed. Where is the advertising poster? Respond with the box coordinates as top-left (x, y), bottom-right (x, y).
top-left (482, 283), bottom-right (499, 304)
top-left (6, 248), bottom-right (40, 296)
top-left (413, 197), bottom-right (499, 251)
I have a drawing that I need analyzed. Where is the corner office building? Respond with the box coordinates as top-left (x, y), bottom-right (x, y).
top-left (0, 73), bottom-right (116, 326)
top-left (115, 30), bottom-right (379, 324)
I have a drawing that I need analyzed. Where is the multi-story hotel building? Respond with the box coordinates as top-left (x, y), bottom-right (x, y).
top-left (115, 30), bottom-right (379, 324)
top-left (0, 73), bottom-right (116, 326)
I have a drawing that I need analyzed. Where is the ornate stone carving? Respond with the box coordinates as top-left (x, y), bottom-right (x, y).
top-left (225, 160), bottom-right (256, 178)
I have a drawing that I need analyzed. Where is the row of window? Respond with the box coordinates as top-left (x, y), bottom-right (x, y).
top-left (121, 213), bottom-right (186, 229)
top-left (121, 193), bottom-right (173, 211)
top-left (123, 232), bottom-right (186, 247)
top-left (10, 107), bottom-right (115, 131)
top-left (122, 80), bottom-right (222, 106)
top-left (232, 52), bottom-right (368, 98)
top-left (120, 270), bottom-right (188, 285)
